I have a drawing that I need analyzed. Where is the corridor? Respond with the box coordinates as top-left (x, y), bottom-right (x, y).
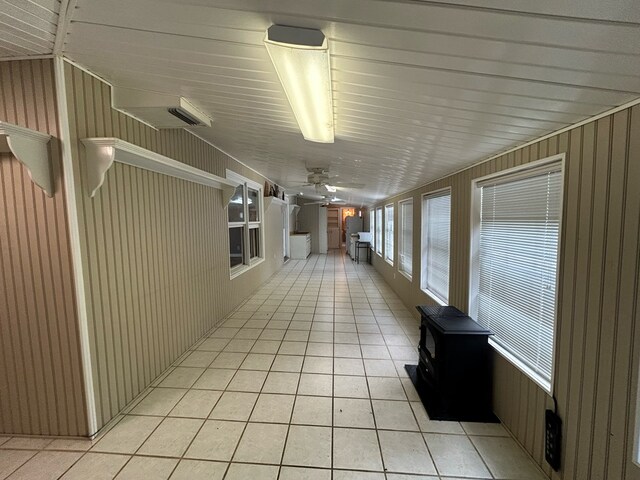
top-left (0, 252), bottom-right (545, 480)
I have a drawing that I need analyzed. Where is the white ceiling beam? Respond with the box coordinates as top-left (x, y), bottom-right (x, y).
top-left (53, 0), bottom-right (78, 54)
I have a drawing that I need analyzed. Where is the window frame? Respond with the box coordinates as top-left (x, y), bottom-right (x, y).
top-left (375, 207), bottom-right (383, 256)
top-left (635, 359), bottom-right (640, 468)
top-left (226, 169), bottom-right (265, 278)
top-left (370, 209), bottom-right (375, 250)
top-left (468, 153), bottom-right (565, 394)
top-left (228, 225), bottom-right (245, 269)
top-left (420, 187), bottom-right (452, 306)
top-left (398, 198), bottom-right (413, 280)
top-left (384, 203), bottom-right (394, 265)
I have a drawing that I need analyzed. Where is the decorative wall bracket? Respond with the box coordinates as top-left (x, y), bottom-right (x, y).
top-left (81, 137), bottom-right (239, 204)
top-left (264, 196), bottom-right (286, 211)
top-left (0, 121), bottom-right (53, 196)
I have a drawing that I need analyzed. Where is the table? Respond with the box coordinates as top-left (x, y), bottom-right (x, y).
top-left (354, 241), bottom-right (371, 264)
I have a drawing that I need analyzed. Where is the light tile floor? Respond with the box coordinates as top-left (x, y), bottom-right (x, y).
top-left (0, 252), bottom-right (548, 480)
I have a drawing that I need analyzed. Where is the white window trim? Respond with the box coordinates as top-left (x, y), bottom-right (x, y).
top-left (397, 198), bottom-right (413, 280)
top-left (468, 153), bottom-right (565, 395)
top-left (420, 187), bottom-right (451, 306)
top-left (369, 209), bottom-right (375, 251)
top-left (375, 207), bottom-right (383, 257)
top-left (384, 203), bottom-right (394, 266)
top-left (635, 364), bottom-right (640, 467)
top-left (226, 169), bottom-right (265, 279)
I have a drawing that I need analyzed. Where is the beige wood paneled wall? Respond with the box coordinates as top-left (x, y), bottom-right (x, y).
top-left (0, 59), bottom-right (87, 436)
top-left (62, 63), bottom-right (284, 433)
top-left (371, 105), bottom-right (640, 480)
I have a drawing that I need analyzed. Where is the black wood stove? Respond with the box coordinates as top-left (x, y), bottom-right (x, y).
top-left (405, 305), bottom-right (498, 422)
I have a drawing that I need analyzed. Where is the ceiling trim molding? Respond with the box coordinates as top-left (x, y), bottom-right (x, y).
top-left (61, 56), bottom-right (160, 130)
top-left (62, 55), bottom-right (112, 84)
top-left (0, 55), bottom-right (55, 62)
top-left (187, 128), bottom-right (280, 187)
top-left (382, 95), bottom-right (640, 204)
top-left (54, 0), bottom-right (79, 54)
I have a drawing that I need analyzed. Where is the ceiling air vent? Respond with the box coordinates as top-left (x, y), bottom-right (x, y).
top-left (168, 107), bottom-right (201, 126)
top-left (112, 86), bottom-right (212, 129)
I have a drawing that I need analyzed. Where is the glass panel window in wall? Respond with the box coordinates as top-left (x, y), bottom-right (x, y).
top-left (421, 190), bottom-right (451, 304)
top-left (249, 227), bottom-right (260, 259)
top-left (228, 185), bottom-right (245, 223)
top-left (226, 171), bottom-right (264, 275)
top-left (398, 199), bottom-right (413, 277)
top-left (636, 368), bottom-right (640, 466)
top-left (229, 226), bottom-right (245, 268)
top-left (385, 204), bottom-right (394, 264)
top-left (471, 158), bottom-right (563, 392)
top-left (248, 188), bottom-right (259, 222)
top-left (375, 207), bottom-right (383, 255)
top-left (370, 210), bottom-right (375, 249)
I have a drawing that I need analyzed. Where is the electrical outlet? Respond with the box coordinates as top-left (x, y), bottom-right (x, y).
top-left (545, 409), bottom-right (562, 471)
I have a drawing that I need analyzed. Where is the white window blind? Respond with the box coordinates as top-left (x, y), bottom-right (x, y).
top-left (399, 199), bottom-right (413, 277)
top-left (370, 210), bottom-right (375, 248)
top-left (421, 191), bottom-right (451, 303)
top-left (385, 204), bottom-right (394, 263)
top-left (474, 163), bottom-right (562, 391)
top-left (375, 207), bottom-right (382, 255)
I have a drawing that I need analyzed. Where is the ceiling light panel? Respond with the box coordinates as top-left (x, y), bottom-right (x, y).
top-left (264, 25), bottom-right (334, 143)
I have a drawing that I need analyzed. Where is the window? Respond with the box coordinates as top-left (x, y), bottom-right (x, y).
top-left (398, 199), bottom-right (413, 278)
top-left (247, 188), bottom-right (259, 221)
top-left (421, 190), bottom-right (451, 304)
top-left (370, 210), bottom-right (375, 249)
top-left (229, 226), bottom-right (244, 267)
top-left (227, 170), bottom-right (264, 276)
top-left (375, 207), bottom-right (382, 255)
top-left (249, 226), bottom-right (260, 259)
top-left (636, 368), bottom-right (640, 466)
top-left (384, 204), bottom-right (394, 264)
top-left (470, 156), bottom-right (563, 392)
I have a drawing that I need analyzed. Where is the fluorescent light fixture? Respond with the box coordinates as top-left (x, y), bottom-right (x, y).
top-left (325, 185), bottom-right (337, 193)
top-left (265, 25), bottom-right (334, 143)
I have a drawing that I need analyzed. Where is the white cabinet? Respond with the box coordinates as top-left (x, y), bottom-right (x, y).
top-left (290, 233), bottom-right (311, 259)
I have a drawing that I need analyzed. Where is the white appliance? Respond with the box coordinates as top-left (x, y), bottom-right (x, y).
top-left (357, 231), bottom-right (372, 242)
top-left (290, 233), bottom-right (311, 259)
top-left (345, 216), bottom-right (364, 256)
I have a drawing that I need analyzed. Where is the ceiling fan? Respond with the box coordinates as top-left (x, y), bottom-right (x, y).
top-left (306, 195), bottom-right (347, 207)
top-left (286, 167), bottom-right (365, 193)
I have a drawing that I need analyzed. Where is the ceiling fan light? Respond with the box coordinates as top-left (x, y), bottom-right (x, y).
top-left (265, 25), bottom-right (334, 143)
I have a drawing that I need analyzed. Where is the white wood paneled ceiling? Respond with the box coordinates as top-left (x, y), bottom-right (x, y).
top-left (3, 0), bottom-right (640, 204)
top-left (0, 0), bottom-right (61, 56)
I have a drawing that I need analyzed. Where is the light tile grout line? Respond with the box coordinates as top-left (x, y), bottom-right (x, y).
top-left (2, 252), bottom-right (539, 480)
top-left (220, 261), bottom-right (311, 479)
